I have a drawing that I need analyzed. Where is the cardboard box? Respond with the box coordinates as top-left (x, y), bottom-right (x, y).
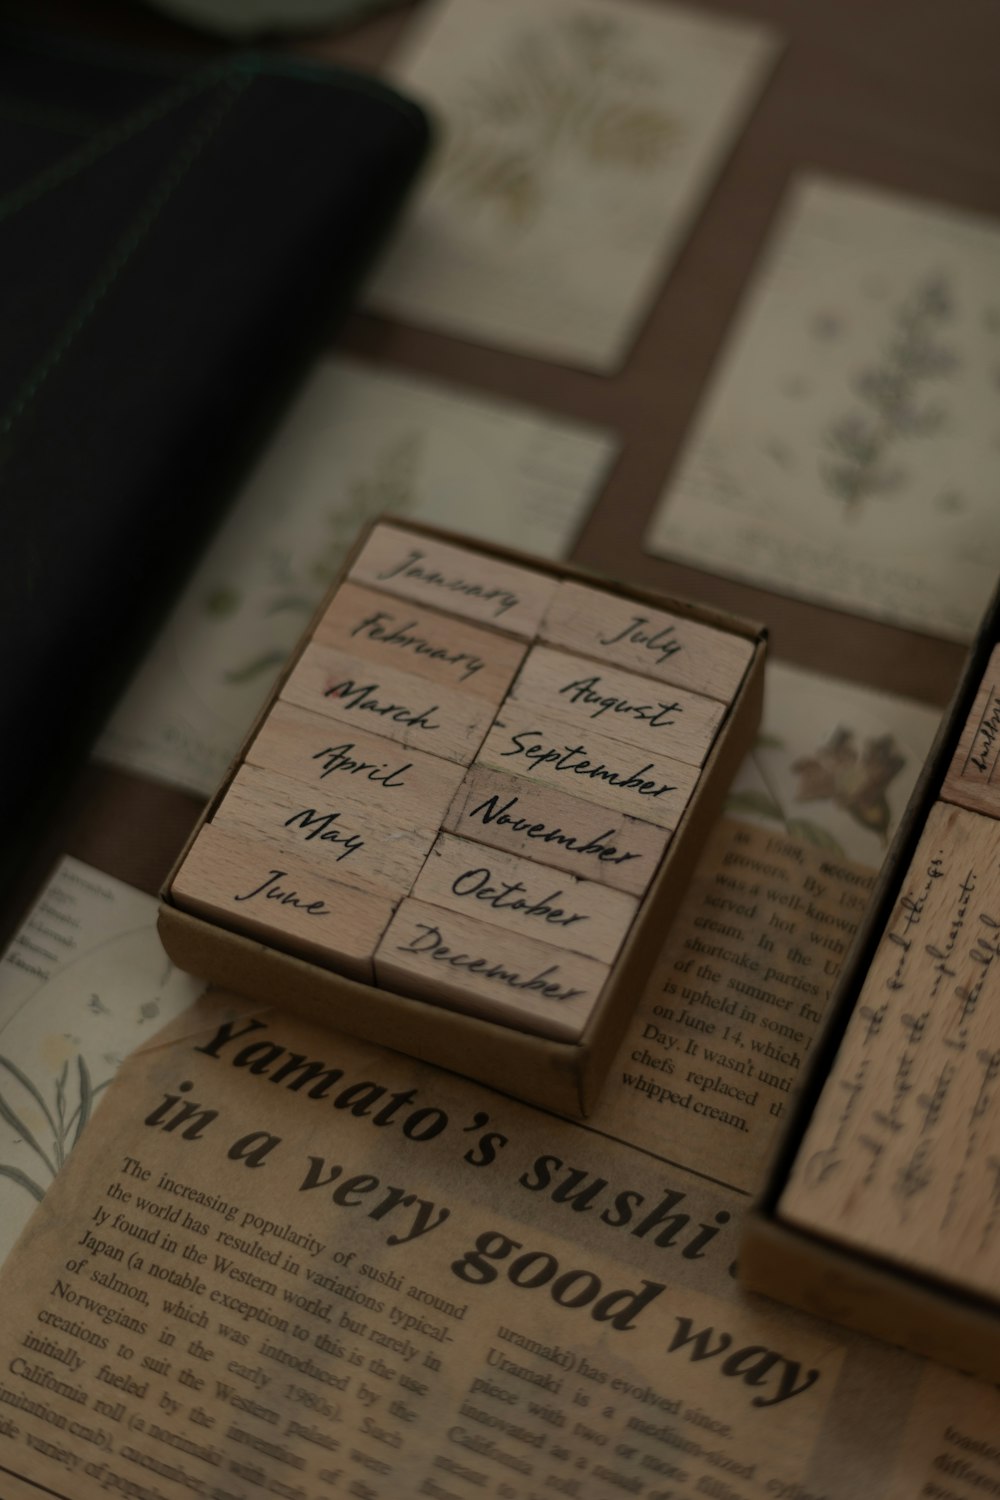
top-left (740, 586), bottom-right (1000, 1381)
top-left (158, 518), bottom-right (765, 1117)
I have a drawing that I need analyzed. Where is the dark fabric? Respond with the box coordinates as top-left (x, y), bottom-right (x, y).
top-left (0, 26), bottom-right (430, 911)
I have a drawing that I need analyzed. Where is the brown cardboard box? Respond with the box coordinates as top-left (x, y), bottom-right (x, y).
top-left (740, 587), bottom-right (1000, 1381)
top-left (158, 518), bottom-right (765, 1117)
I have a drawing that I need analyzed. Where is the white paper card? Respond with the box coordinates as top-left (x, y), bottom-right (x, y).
top-left (367, 0), bottom-right (779, 369)
top-left (647, 175), bottom-right (1000, 640)
top-left (97, 356), bottom-right (615, 796)
top-left (727, 660), bottom-right (941, 867)
top-left (0, 860), bottom-right (202, 1265)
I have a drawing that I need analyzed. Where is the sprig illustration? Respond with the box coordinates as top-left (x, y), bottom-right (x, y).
top-left (441, 15), bottom-right (680, 228)
top-left (202, 432), bottom-right (423, 687)
top-left (821, 273), bottom-right (959, 512)
top-left (0, 1053), bottom-right (109, 1204)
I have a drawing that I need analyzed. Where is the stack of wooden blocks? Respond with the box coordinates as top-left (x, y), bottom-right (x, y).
top-left (170, 522), bottom-right (754, 1045)
top-left (740, 638), bottom-right (1000, 1381)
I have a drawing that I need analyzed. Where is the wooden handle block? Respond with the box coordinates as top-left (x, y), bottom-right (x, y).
top-left (171, 823), bottom-right (396, 980)
top-left (412, 833), bottom-right (638, 964)
top-left (374, 897), bottom-right (607, 1041)
top-left (540, 580), bottom-right (754, 702)
top-left (314, 581), bottom-right (527, 701)
top-left (245, 700), bottom-right (464, 830)
top-left (281, 642), bottom-right (495, 765)
top-left (214, 764), bottom-right (436, 895)
top-left (443, 765), bottom-right (670, 897)
top-left (349, 523), bottom-right (555, 637)
top-left (780, 800), bottom-right (1000, 1302)
top-left (509, 644), bottom-right (724, 766)
top-left (941, 644), bottom-right (1000, 819)
top-left (477, 708), bottom-right (698, 831)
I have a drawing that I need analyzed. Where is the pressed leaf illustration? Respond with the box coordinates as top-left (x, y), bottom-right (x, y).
top-left (204, 432), bottom-right (423, 687)
top-left (0, 1051), bottom-right (110, 1204)
top-left (441, 15), bottom-right (680, 228)
top-left (821, 272), bottom-right (959, 512)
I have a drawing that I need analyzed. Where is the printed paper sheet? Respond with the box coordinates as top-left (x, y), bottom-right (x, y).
top-left (0, 860), bottom-right (202, 1265)
top-left (726, 659), bottom-right (942, 868)
top-left (367, 0), bottom-right (779, 369)
top-left (97, 357), bottom-right (615, 797)
top-left (646, 175), bottom-right (1000, 640)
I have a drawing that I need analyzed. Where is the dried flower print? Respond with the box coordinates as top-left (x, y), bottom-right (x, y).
top-left (791, 728), bottom-right (905, 841)
top-left (441, 15), bottom-right (680, 228)
top-left (0, 1052), bottom-right (110, 1204)
top-left (203, 433), bottom-right (422, 687)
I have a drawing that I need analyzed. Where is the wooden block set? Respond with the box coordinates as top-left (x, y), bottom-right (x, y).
top-left (742, 638), bottom-right (1000, 1381)
top-left (161, 520), bottom-right (764, 1112)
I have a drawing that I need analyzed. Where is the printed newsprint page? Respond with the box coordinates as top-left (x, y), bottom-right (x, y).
top-left (1, 819), bottom-right (998, 1498)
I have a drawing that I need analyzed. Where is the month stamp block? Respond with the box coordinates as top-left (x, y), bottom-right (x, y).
top-left (282, 642), bottom-right (496, 765)
top-left (941, 643), bottom-right (1000, 820)
top-left (314, 581), bottom-right (526, 701)
top-left (541, 580), bottom-right (754, 701)
top-left (246, 701), bottom-right (465, 831)
top-left (374, 897), bottom-right (607, 1041)
top-left (507, 644), bottom-right (724, 765)
top-left (443, 765), bottom-right (671, 897)
top-left (215, 764), bottom-right (435, 896)
top-left (349, 522), bottom-right (555, 637)
top-left (477, 708), bottom-right (699, 830)
top-left (412, 832), bottom-right (638, 964)
top-left (171, 823), bottom-right (396, 980)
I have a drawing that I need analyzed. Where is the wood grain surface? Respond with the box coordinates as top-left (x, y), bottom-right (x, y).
top-left (780, 800), bottom-right (1000, 1301)
top-left (411, 832), bottom-right (638, 963)
top-left (374, 896), bottom-right (607, 1040)
top-left (171, 823), bottom-right (397, 980)
top-left (508, 643), bottom-right (725, 765)
top-left (477, 708), bottom-right (699, 830)
top-left (314, 581), bottom-right (527, 700)
top-left (246, 700), bottom-right (465, 830)
top-left (349, 523), bottom-right (556, 637)
top-left (442, 763), bottom-right (671, 896)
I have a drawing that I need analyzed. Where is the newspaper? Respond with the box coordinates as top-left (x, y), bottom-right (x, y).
top-left (0, 821), bottom-right (997, 1500)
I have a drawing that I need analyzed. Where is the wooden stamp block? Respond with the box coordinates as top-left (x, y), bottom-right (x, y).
top-left (374, 897), bottom-right (607, 1041)
top-left (477, 708), bottom-right (698, 831)
top-left (780, 800), bottom-right (1000, 1302)
top-left (214, 763), bottom-right (435, 895)
top-left (246, 700), bottom-right (464, 831)
top-left (172, 823), bottom-right (396, 980)
top-left (314, 581), bottom-right (526, 701)
top-left (412, 833), bottom-right (638, 964)
top-left (349, 522), bottom-right (555, 637)
top-left (541, 580), bottom-right (754, 702)
top-left (941, 644), bottom-right (1000, 819)
top-left (508, 644), bottom-right (724, 766)
top-left (443, 765), bottom-right (670, 897)
top-left (281, 642), bottom-right (495, 765)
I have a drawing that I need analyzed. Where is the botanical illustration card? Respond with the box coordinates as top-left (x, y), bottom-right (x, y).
top-left (0, 859), bottom-right (201, 1265)
top-left (647, 175), bottom-right (1000, 640)
top-left (367, 0), bottom-right (779, 369)
top-left (97, 356), bottom-right (615, 796)
top-left (726, 660), bottom-right (941, 868)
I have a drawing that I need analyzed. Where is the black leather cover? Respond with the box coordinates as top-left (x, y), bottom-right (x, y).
top-left (0, 27), bottom-right (430, 904)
